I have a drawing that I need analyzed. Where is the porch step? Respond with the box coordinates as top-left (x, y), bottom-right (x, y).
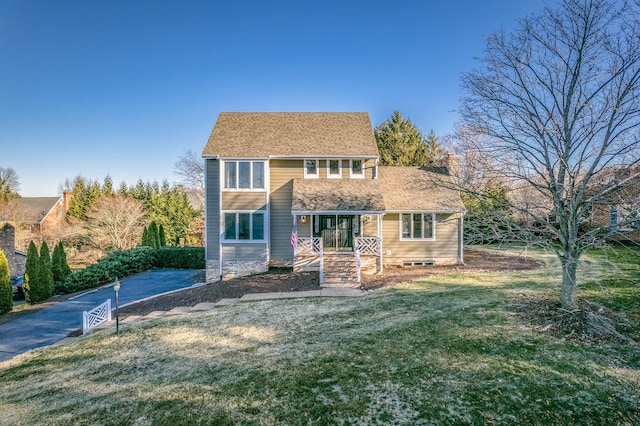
top-left (322, 253), bottom-right (359, 286)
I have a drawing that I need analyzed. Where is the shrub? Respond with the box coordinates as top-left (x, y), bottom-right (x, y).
top-left (38, 242), bottom-right (54, 300)
top-left (58, 247), bottom-right (156, 294)
top-left (24, 241), bottom-right (43, 304)
top-left (154, 247), bottom-right (205, 269)
top-left (0, 250), bottom-right (12, 314)
top-left (52, 242), bottom-right (72, 286)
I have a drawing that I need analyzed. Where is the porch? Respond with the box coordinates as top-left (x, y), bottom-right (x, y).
top-left (294, 233), bottom-right (383, 287)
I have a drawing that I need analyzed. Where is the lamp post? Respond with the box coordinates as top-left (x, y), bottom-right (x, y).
top-left (114, 277), bottom-right (120, 334)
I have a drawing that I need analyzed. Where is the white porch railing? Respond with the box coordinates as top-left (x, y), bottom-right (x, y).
top-left (83, 299), bottom-right (112, 334)
top-left (296, 237), bottom-right (324, 284)
top-left (355, 237), bottom-right (383, 274)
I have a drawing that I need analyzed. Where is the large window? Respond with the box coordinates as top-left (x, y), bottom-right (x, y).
top-left (401, 213), bottom-right (435, 240)
top-left (304, 159), bottom-right (319, 178)
top-left (350, 159), bottom-right (364, 178)
top-left (224, 161), bottom-right (265, 190)
top-left (223, 212), bottom-right (265, 241)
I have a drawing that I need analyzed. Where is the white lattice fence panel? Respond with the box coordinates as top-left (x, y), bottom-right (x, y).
top-left (297, 237), bottom-right (322, 254)
top-left (83, 299), bottom-right (112, 334)
top-left (355, 237), bottom-right (379, 255)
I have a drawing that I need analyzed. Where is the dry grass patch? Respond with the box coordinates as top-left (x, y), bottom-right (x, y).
top-left (1, 247), bottom-right (639, 425)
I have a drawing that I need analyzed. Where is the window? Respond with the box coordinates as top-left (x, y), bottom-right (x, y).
top-left (223, 212), bottom-right (266, 241)
top-left (304, 159), bottom-right (319, 178)
top-left (327, 159), bottom-right (342, 178)
top-left (400, 213), bottom-right (435, 240)
top-left (350, 159), bottom-right (364, 178)
top-left (223, 161), bottom-right (265, 190)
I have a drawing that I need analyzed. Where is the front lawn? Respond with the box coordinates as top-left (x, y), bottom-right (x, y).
top-left (1, 247), bottom-right (638, 425)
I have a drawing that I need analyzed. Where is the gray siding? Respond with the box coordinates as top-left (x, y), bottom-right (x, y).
top-left (205, 159), bottom-right (220, 260)
top-left (222, 243), bottom-right (268, 261)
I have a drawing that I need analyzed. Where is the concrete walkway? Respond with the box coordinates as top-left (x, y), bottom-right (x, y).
top-left (98, 287), bottom-right (366, 328)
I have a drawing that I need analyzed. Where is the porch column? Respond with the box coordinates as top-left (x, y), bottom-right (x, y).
top-left (377, 213), bottom-right (383, 273)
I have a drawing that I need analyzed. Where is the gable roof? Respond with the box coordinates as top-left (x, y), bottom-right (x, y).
top-left (202, 112), bottom-right (380, 158)
top-left (0, 197), bottom-right (62, 225)
top-left (378, 167), bottom-right (465, 212)
top-left (292, 179), bottom-right (385, 214)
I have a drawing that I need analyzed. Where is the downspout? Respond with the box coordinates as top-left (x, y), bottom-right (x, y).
top-left (458, 214), bottom-right (464, 265)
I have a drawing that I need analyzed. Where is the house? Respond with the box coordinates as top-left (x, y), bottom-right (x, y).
top-left (589, 166), bottom-right (640, 241)
top-left (201, 112), bottom-right (465, 284)
top-left (0, 192), bottom-right (72, 233)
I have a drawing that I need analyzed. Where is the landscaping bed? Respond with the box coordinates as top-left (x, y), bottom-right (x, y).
top-left (119, 249), bottom-right (542, 316)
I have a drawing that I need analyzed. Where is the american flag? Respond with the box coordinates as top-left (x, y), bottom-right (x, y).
top-left (290, 218), bottom-right (297, 249)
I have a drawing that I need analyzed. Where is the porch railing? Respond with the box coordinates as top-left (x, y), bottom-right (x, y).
top-left (295, 237), bottom-right (323, 283)
top-left (354, 237), bottom-right (380, 255)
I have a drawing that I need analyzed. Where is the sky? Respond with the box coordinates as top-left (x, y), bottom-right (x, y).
top-left (0, 0), bottom-right (549, 197)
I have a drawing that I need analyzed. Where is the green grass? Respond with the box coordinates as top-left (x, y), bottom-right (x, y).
top-left (1, 247), bottom-right (639, 425)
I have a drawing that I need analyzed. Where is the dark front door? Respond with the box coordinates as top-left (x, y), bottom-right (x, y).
top-left (315, 215), bottom-right (355, 251)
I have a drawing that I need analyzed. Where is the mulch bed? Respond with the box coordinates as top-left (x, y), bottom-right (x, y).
top-left (119, 249), bottom-right (543, 317)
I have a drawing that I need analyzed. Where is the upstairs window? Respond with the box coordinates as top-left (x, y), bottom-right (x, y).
top-left (350, 159), bottom-right (364, 178)
top-left (224, 161), bottom-right (265, 190)
top-left (401, 213), bottom-right (435, 240)
top-left (327, 159), bottom-right (342, 178)
top-left (304, 159), bottom-right (319, 178)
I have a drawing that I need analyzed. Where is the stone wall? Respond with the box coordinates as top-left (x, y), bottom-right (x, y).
top-left (0, 223), bottom-right (17, 277)
top-left (206, 259), bottom-right (270, 282)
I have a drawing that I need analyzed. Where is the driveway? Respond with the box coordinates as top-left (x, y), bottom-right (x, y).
top-left (0, 269), bottom-right (201, 363)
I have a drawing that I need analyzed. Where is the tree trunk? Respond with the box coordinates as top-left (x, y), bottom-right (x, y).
top-left (560, 254), bottom-right (578, 310)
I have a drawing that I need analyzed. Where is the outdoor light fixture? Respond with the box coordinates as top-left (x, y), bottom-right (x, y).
top-left (301, 215), bottom-right (307, 223)
top-left (113, 278), bottom-right (121, 334)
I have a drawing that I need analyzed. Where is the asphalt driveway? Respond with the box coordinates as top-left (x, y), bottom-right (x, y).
top-left (0, 269), bottom-right (202, 363)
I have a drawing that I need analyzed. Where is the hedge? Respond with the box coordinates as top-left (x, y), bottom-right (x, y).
top-left (56, 246), bottom-right (204, 295)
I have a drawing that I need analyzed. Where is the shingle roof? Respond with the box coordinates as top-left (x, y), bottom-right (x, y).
top-left (292, 179), bottom-right (385, 213)
top-left (378, 167), bottom-right (465, 212)
top-left (0, 197), bottom-right (61, 224)
top-left (202, 112), bottom-right (380, 158)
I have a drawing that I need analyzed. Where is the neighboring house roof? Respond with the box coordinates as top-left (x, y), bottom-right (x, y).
top-left (292, 179), bottom-right (385, 214)
top-left (202, 112), bottom-right (380, 158)
top-left (378, 166), bottom-right (466, 212)
top-left (1, 197), bottom-right (62, 225)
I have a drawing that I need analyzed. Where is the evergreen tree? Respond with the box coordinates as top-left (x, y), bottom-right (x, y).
top-left (148, 221), bottom-right (160, 249)
top-left (51, 242), bottom-right (71, 285)
top-left (102, 175), bottom-right (114, 196)
top-left (141, 226), bottom-right (149, 246)
top-left (24, 241), bottom-right (41, 304)
top-left (38, 242), bottom-right (54, 299)
top-left (0, 249), bottom-right (12, 314)
top-left (374, 111), bottom-right (445, 166)
top-left (158, 224), bottom-right (166, 247)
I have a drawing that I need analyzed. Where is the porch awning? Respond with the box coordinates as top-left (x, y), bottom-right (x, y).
top-left (291, 179), bottom-right (386, 214)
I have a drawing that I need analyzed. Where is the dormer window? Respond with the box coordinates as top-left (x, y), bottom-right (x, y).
top-left (327, 159), bottom-right (342, 179)
top-left (304, 159), bottom-right (319, 178)
top-left (350, 159), bottom-right (364, 179)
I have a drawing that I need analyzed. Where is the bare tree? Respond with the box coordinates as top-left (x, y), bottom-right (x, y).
top-left (459, 0), bottom-right (640, 309)
top-left (83, 195), bottom-right (147, 250)
top-left (174, 150), bottom-right (205, 191)
top-left (0, 167), bottom-right (20, 201)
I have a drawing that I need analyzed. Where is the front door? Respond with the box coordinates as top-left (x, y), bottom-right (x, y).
top-left (315, 215), bottom-right (357, 251)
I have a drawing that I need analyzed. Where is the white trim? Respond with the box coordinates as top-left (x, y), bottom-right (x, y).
top-left (326, 159), bottom-right (342, 179)
top-left (265, 160), bottom-right (271, 262)
top-left (399, 212), bottom-right (436, 241)
top-left (385, 209), bottom-right (466, 214)
top-left (304, 159), bottom-right (319, 179)
top-left (222, 160), bottom-right (267, 191)
top-left (292, 210), bottom-right (385, 215)
top-left (269, 154), bottom-right (379, 160)
top-left (222, 210), bottom-right (267, 242)
top-left (350, 159), bottom-right (365, 179)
